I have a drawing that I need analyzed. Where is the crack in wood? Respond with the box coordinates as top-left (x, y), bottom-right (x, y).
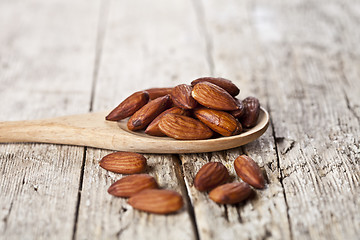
top-left (71, 147), bottom-right (87, 240)
top-left (89, 0), bottom-right (110, 112)
top-left (175, 154), bottom-right (200, 240)
top-left (343, 90), bottom-right (360, 123)
top-left (267, 103), bottom-right (294, 240)
top-left (191, 0), bottom-right (215, 75)
top-left (275, 137), bottom-right (296, 155)
top-left (223, 205), bottom-right (229, 222)
top-left (2, 201), bottom-right (13, 232)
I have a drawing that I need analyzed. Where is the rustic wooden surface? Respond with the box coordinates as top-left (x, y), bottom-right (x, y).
top-left (0, 0), bottom-right (359, 240)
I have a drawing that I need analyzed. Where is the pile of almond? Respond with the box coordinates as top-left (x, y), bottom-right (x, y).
top-left (105, 77), bottom-right (261, 140)
top-left (100, 151), bottom-right (184, 214)
top-left (100, 151), bottom-right (265, 214)
top-left (194, 155), bottom-right (265, 204)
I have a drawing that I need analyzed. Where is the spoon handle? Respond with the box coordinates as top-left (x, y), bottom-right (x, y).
top-left (0, 112), bottom-right (128, 149)
top-left (0, 119), bottom-right (60, 143)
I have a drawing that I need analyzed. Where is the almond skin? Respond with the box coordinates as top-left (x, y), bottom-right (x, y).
top-left (194, 108), bottom-right (242, 136)
top-left (99, 152), bottom-right (147, 174)
top-left (158, 114), bottom-right (213, 140)
top-left (127, 95), bottom-right (171, 131)
top-left (234, 155), bottom-right (265, 189)
top-left (106, 91), bottom-right (149, 121)
top-left (191, 77), bottom-right (240, 96)
top-left (191, 82), bottom-right (239, 111)
top-left (230, 98), bottom-right (245, 119)
top-left (171, 84), bottom-right (198, 109)
top-left (108, 174), bottom-right (158, 197)
top-left (194, 162), bottom-right (230, 192)
top-left (240, 96), bottom-right (260, 128)
top-left (145, 107), bottom-right (189, 136)
top-left (145, 87), bottom-right (173, 100)
top-left (128, 189), bottom-right (183, 214)
top-left (209, 182), bottom-right (253, 204)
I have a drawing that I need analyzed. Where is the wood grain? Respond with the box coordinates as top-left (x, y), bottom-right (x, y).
top-left (74, 0), bottom-right (206, 239)
top-left (0, 0), bottom-right (100, 239)
top-left (0, 0), bottom-right (359, 239)
top-left (199, 0), bottom-right (360, 239)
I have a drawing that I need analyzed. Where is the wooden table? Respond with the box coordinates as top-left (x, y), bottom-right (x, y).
top-left (1, 0), bottom-right (359, 239)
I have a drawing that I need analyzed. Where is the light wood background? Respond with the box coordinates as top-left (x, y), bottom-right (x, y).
top-left (0, 0), bottom-right (359, 239)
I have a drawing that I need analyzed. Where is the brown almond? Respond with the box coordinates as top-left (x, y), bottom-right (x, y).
top-left (158, 114), bottom-right (213, 140)
top-left (128, 189), bottom-right (183, 214)
top-left (145, 87), bottom-right (173, 100)
top-left (209, 182), bottom-right (253, 204)
top-left (194, 162), bottom-right (229, 192)
top-left (171, 84), bottom-right (197, 109)
top-left (234, 155), bottom-right (265, 189)
top-left (194, 108), bottom-right (242, 137)
top-left (127, 95), bottom-right (171, 131)
top-left (240, 96), bottom-right (260, 128)
top-left (191, 77), bottom-right (240, 96)
top-left (230, 98), bottom-right (245, 119)
top-left (191, 82), bottom-right (239, 111)
top-left (99, 151), bottom-right (147, 174)
top-left (106, 91), bottom-right (149, 121)
top-left (108, 174), bottom-right (158, 197)
top-left (145, 107), bottom-right (189, 136)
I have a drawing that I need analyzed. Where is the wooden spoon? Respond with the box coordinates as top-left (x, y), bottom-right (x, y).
top-left (0, 107), bottom-right (269, 153)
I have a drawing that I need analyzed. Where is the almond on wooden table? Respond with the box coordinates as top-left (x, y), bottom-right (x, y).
top-left (127, 94), bottom-right (171, 131)
top-left (108, 174), bottom-right (158, 197)
top-left (99, 151), bottom-right (147, 174)
top-left (158, 113), bottom-right (213, 140)
top-left (106, 91), bottom-right (149, 121)
top-left (234, 155), bottom-right (265, 189)
top-left (194, 162), bottom-right (230, 192)
top-left (128, 189), bottom-right (183, 214)
top-left (191, 77), bottom-right (240, 97)
top-left (209, 182), bottom-right (253, 204)
top-left (145, 87), bottom-right (173, 100)
top-left (191, 81), bottom-right (239, 111)
top-left (145, 107), bottom-right (189, 136)
top-left (194, 107), bottom-right (242, 136)
top-left (171, 84), bottom-right (198, 109)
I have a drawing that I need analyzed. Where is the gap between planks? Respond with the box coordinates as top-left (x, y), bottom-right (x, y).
top-left (267, 102), bottom-right (294, 240)
top-left (72, 0), bottom-right (111, 238)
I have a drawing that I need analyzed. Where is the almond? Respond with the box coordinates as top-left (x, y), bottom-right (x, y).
top-left (194, 162), bottom-right (229, 192)
top-left (240, 96), bottom-right (260, 128)
top-left (128, 189), bottom-right (183, 214)
top-left (194, 108), bottom-right (242, 136)
top-left (145, 87), bottom-right (173, 100)
top-left (145, 107), bottom-right (189, 136)
top-left (171, 84), bottom-right (197, 109)
top-left (106, 91), bottom-right (149, 121)
top-left (191, 77), bottom-right (240, 96)
top-left (234, 155), bottom-right (265, 189)
top-left (191, 82), bottom-right (239, 111)
top-left (99, 151), bottom-right (147, 174)
top-left (230, 98), bottom-right (245, 119)
top-left (158, 114), bottom-right (213, 140)
top-left (209, 182), bottom-right (253, 204)
top-left (108, 174), bottom-right (158, 197)
top-left (127, 95), bottom-right (171, 131)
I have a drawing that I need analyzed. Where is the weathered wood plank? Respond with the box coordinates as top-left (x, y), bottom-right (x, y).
top-left (253, 1), bottom-right (360, 239)
top-left (180, 1), bottom-right (292, 239)
top-left (193, 0), bottom-right (360, 239)
top-left (0, 0), bottom-right (100, 239)
top-left (75, 0), bottom-right (208, 239)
